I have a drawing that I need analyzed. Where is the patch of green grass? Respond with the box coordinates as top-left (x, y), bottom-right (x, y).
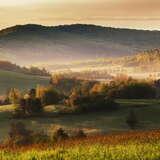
top-left (0, 99), bottom-right (160, 141)
top-left (116, 99), bottom-right (160, 107)
top-left (0, 69), bottom-right (49, 94)
top-left (1, 142), bottom-right (160, 160)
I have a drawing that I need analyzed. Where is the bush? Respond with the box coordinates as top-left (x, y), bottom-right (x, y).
top-left (66, 88), bottom-right (117, 113)
top-left (0, 97), bottom-right (10, 106)
top-left (103, 80), bottom-right (156, 99)
top-left (13, 97), bottom-right (42, 118)
top-left (8, 88), bottom-right (21, 104)
top-left (53, 128), bottom-right (69, 141)
top-left (8, 122), bottom-right (32, 145)
top-left (74, 129), bottom-right (86, 138)
top-left (120, 82), bottom-right (156, 99)
top-left (7, 122), bottom-right (50, 146)
top-left (25, 98), bottom-right (42, 114)
top-left (41, 88), bottom-right (61, 106)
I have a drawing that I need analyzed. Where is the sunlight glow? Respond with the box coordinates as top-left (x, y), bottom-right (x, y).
top-left (0, 0), bottom-right (45, 6)
top-left (0, 0), bottom-right (159, 30)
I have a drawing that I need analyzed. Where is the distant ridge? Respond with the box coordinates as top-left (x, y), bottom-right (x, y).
top-left (42, 48), bottom-right (160, 71)
top-left (0, 24), bottom-right (159, 65)
top-left (1, 24), bottom-right (159, 34)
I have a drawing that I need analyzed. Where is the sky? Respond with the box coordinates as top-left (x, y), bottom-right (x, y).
top-left (0, 0), bottom-right (159, 30)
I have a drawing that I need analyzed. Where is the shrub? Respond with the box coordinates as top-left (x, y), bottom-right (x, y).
top-left (8, 88), bottom-right (21, 104)
top-left (98, 80), bottom-right (156, 99)
top-left (25, 98), bottom-right (42, 114)
top-left (7, 122), bottom-right (50, 146)
top-left (8, 122), bottom-right (32, 145)
top-left (66, 88), bottom-right (117, 113)
top-left (120, 82), bottom-right (156, 99)
top-left (74, 129), bottom-right (86, 138)
top-left (41, 88), bottom-right (61, 106)
top-left (53, 128), bottom-right (69, 141)
top-left (28, 88), bottom-right (36, 98)
top-left (13, 97), bottom-right (42, 118)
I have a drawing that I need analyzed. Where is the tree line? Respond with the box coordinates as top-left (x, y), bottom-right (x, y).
top-left (2, 74), bottom-right (156, 118)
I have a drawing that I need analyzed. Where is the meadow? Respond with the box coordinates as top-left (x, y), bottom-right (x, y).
top-left (1, 99), bottom-right (160, 141)
top-left (0, 70), bottom-right (49, 94)
top-left (1, 130), bottom-right (160, 160)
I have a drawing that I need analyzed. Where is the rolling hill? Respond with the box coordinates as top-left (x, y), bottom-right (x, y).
top-left (42, 48), bottom-right (160, 72)
top-left (0, 60), bottom-right (50, 76)
top-left (0, 24), bottom-right (160, 65)
top-left (0, 69), bottom-right (49, 95)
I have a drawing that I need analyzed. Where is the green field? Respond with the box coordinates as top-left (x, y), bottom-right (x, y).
top-left (1, 99), bottom-right (160, 141)
top-left (1, 130), bottom-right (160, 160)
top-left (1, 143), bottom-right (160, 160)
top-left (0, 70), bottom-right (49, 94)
top-left (0, 99), bottom-right (160, 159)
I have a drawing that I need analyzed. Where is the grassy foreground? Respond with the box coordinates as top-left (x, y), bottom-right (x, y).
top-left (1, 130), bottom-right (160, 160)
top-left (1, 144), bottom-right (160, 160)
top-left (0, 99), bottom-right (160, 160)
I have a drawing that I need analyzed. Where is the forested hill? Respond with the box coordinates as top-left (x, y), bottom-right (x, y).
top-left (0, 24), bottom-right (159, 65)
top-left (0, 60), bottom-right (50, 76)
top-left (44, 48), bottom-right (160, 71)
top-left (122, 48), bottom-right (160, 67)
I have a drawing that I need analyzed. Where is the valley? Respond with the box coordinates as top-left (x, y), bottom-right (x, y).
top-left (0, 24), bottom-right (159, 160)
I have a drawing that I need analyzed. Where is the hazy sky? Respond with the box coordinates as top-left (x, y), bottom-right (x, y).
top-left (0, 0), bottom-right (159, 30)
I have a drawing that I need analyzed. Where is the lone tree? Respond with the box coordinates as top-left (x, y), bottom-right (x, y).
top-left (41, 87), bottom-right (61, 106)
top-left (126, 110), bottom-right (139, 130)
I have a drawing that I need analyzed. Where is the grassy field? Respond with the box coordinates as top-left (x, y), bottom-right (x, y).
top-left (1, 143), bottom-right (160, 160)
top-left (0, 99), bottom-right (160, 141)
top-left (1, 130), bottom-right (160, 160)
top-left (0, 69), bottom-right (49, 94)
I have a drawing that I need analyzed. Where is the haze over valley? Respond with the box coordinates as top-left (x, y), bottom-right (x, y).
top-left (0, 24), bottom-right (159, 66)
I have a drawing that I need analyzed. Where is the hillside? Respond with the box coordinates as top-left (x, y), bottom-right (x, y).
top-left (0, 24), bottom-right (160, 65)
top-left (0, 70), bottom-right (49, 95)
top-left (122, 49), bottom-right (160, 67)
top-left (46, 48), bottom-right (160, 72)
top-left (0, 60), bottom-right (50, 76)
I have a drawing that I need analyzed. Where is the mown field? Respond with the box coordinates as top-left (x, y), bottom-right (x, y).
top-left (1, 130), bottom-right (160, 160)
top-left (1, 99), bottom-right (160, 141)
top-left (0, 69), bottom-right (49, 94)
